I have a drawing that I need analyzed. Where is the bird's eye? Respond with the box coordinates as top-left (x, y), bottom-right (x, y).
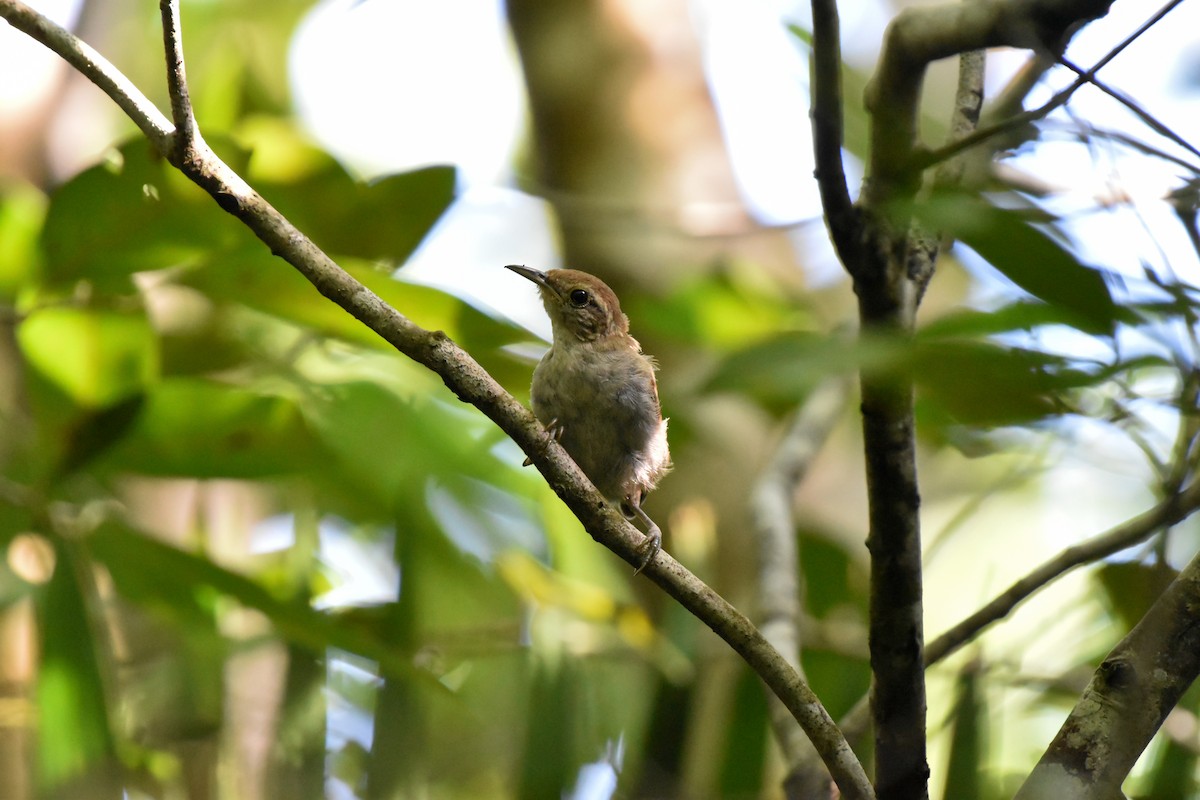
top-left (569, 289), bottom-right (590, 307)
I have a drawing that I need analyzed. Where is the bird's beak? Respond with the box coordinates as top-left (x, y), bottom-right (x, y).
top-left (504, 264), bottom-right (554, 294)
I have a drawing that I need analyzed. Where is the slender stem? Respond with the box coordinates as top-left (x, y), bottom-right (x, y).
top-left (1039, 121), bottom-right (1200, 175)
top-left (858, 6), bottom-right (1120, 799)
top-left (809, 0), bottom-right (860, 274)
top-left (918, 86), bottom-right (1069, 171)
top-left (1058, 57), bottom-right (1200, 163)
top-left (927, 479), bottom-right (1200, 664)
top-left (859, 347), bottom-right (926, 800)
top-left (1075, 0), bottom-right (1188, 75)
top-left (159, 0), bottom-right (197, 149)
top-left (839, 476), bottom-right (1200, 754)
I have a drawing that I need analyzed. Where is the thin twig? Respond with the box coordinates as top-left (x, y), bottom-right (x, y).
top-left (917, 75), bottom-right (1084, 171)
top-left (0, 1), bottom-right (876, 796)
top-left (1076, 0), bottom-right (1188, 75)
top-left (1037, 120), bottom-right (1200, 176)
top-left (983, 52), bottom-right (1056, 126)
top-left (926, 478), bottom-right (1200, 664)
top-left (158, 0), bottom-right (196, 149)
top-left (840, 476), bottom-right (1200, 744)
top-left (809, 0), bottom-right (861, 273)
top-left (1058, 57), bottom-right (1200, 164)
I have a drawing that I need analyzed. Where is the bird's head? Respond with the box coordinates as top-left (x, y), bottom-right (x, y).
top-left (505, 265), bottom-right (629, 343)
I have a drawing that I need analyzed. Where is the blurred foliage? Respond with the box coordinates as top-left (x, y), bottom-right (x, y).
top-left (1, 1), bottom-right (1200, 799)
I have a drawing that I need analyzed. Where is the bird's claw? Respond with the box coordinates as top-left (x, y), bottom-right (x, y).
top-left (632, 524), bottom-right (661, 576)
top-left (522, 418), bottom-right (564, 466)
top-left (626, 501), bottom-right (662, 576)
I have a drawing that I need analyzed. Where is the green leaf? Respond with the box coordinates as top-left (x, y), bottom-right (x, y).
top-left (799, 531), bottom-right (868, 621)
top-left (518, 657), bottom-right (575, 798)
top-left (797, 534), bottom-right (870, 720)
top-left (704, 330), bottom-right (900, 409)
top-left (912, 339), bottom-right (1076, 427)
top-left (918, 301), bottom-right (1100, 339)
top-left (940, 663), bottom-right (986, 800)
top-left (41, 139), bottom-right (244, 290)
top-left (916, 195), bottom-right (1119, 334)
top-left (56, 394), bottom-right (147, 478)
top-left (0, 180), bottom-right (46, 298)
top-left (628, 272), bottom-right (812, 349)
top-left (719, 668), bottom-right (769, 796)
top-left (99, 378), bottom-right (318, 478)
top-left (786, 23), bottom-right (812, 48)
top-left (304, 380), bottom-right (513, 514)
top-left (1144, 679), bottom-right (1200, 798)
top-left (1096, 561), bottom-right (1178, 629)
top-left (17, 306), bottom-right (158, 408)
top-left (708, 326), bottom-right (1097, 427)
top-left (159, 304), bottom-right (258, 377)
top-left (801, 649), bottom-right (871, 722)
top-left (35, 541), bottom-right (114, 790)
top-left (182, 247), bottom-right (525, 355)
top-left (257, 163), bottom-right (457, 264)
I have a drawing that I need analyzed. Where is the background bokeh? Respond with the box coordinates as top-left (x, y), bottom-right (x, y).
top-left (2, 0), bottom-right (1200, 797)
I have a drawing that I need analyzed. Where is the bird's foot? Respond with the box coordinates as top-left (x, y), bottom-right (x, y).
top-left (522, 418), bottom-right (564, 466)
top-left (626, 502), bottom-right (662, 576)
top-left (632, 523), bottom-right (661, 576)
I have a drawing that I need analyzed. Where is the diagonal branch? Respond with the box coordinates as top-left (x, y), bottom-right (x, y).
top-left (1039, 121), bottom-right (1200, 176)
top-left (932, 367), bottom-right (1200, 665)
top-left (927, 478), bottom-right (1200, 665)
top-left (1057, 56), bottom-right (1200, 163)
top-left (0, 1), bottom-right (876, 797)
top-left (1015, 546), bottom-right (1200, 799)
top-left (839, 476), bottom-right (1200, 751)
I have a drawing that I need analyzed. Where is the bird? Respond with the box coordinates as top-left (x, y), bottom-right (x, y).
top-left (505, 264), bottom-right (671, 574)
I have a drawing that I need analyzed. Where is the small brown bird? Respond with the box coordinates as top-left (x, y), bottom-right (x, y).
top-left (506, 265), bottom-right (671, 574)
